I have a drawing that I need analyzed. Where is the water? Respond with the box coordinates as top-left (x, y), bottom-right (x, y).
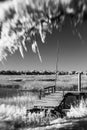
top-left (36, 117), bottom-right (87, 130)
top-left (65, 119), bottom-right (87, 130)
top-left (51, 118), bottom-right (87, 130)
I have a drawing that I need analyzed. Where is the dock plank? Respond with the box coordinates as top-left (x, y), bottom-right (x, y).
top-left (34, 91), bottom-right (64, 108)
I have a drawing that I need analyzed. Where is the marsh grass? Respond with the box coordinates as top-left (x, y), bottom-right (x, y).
top-left (67, 98), bottom-right (87, 119)
top-left (0, 94), bottom-right (87, 130)
top-left (0, 74), bottom-right (87, 129)
top-left (0, 92), bottom-right (52, 129)
top-left (0, 93), bottom-right (38, 108)
top-left (0, 104), bottom-right (51, 129)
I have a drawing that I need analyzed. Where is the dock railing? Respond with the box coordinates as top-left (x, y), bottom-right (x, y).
top-left (39, 85), bottom-right (56, 99)
top-left (39, 73), bottom-right (82, 99)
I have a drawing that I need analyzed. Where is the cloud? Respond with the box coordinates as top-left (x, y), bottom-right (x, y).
top-left (0, 0), bottom-right (87, 62)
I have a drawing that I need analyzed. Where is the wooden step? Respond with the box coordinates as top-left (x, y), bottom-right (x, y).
top-left (42, 97), bottom-right (62, 100)
top-left (34, 102), bottom-right (60, 107)
top-left (49, 93), bottom-right (63, 96)
top-left (36, 99), bottom-right (62, 104)
top-left (34, 100), bottom-right (61, 107)
top-left (46, 92), bottom-right (63, 96)
top-left (34, 98), bottom-right (62, 107)
top-left (48, 94), bottom-right (62, 97)
top-left (48, 93), bottom-right (63, 96)
top-left (36, 99), bottom-right (61, 102)
top-left (44, 96), bottom-right (63, 100)
top-left (42, 97), bottom-right (63, 101)
top-left (50, 93), bottom-right (63, 96)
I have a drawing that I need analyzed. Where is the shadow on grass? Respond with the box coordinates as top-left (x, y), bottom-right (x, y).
top-left (56, 85), bottom-right (78, 91)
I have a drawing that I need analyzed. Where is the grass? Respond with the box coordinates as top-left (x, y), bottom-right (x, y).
top-left (0, 74), bottom-right (87, 129)
top-left (1, 98), bottom-right (87, 130)
top-left (0, 103), bottom-right (51, 129)
top-left (0, 94), bottom-right (37, 108)
top-left (0, 94), bottom-right (41, 129)
top-left (0, 74), bottom-right (87, 91)
top-left (67, 98), bottom-right (87, 119)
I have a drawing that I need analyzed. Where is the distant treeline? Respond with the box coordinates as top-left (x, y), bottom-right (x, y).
top-left (0, 84), bottom-right (20, 89)
top-left (0, 70), bottom-right (84, 75)
top-left (0, 70), bottom-right (55, 75)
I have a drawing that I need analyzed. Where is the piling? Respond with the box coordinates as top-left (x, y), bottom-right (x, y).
top-left (39, 90), bottom-right (42, 100)
top-left (78, 72), bottom-right (81, 92)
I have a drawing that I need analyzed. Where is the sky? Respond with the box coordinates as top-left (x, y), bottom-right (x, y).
top-left (0, 0), bottom-right (87, 71)
top-left (0, 18), bottom-right (87, 72)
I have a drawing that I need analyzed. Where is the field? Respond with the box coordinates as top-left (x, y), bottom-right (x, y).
top-left (0, 74), bottom-right (87, 130)
top-left (0, 74), bottom-right (87, 92)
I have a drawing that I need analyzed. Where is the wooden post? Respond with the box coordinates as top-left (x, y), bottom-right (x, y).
top-left (39, 90), bottom-right (42, 99)
top-left (63, 90), bottom-right (64, 97)
top-left (53, 86), bottom-right (55, 93)
top-left (52, 87), bottom-right (54, 93)
top-left (78, 73), bottom-right (81, 92)
top-left (55, 42), bottom-right (59, 93)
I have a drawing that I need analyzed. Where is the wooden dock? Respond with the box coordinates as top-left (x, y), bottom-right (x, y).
top-left (34, 90), bottom-right (87, 108)
top-left (34, 90), bottom-right (64, 108)
top-left (33, 73), bottom-right (83, 109)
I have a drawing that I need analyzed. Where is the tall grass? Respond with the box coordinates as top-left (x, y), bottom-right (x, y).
top-left (0, 74), bottom-right (87, 129)
top-left (0, 93), bottom-right (38, 123)
top-left (0, 93), bottom-right (51, 129)
top-left (1, 96), bottom-right (87, 129)
top-left (67, 99), bottom-right (87, 118)
top-left (0, 104), bottom-right (50, 129)
top-left (0, 94), bottom-right (37, 108)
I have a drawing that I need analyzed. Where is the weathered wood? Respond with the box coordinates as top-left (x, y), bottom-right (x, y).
top-left (39, 86), bottom-right (56, 99)
top-left (78, 73), bottom-right (81, 92)
top-left (39, 89), bottom-right (42, 99)
top-left (34, 90), bottom-right (87, 108)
